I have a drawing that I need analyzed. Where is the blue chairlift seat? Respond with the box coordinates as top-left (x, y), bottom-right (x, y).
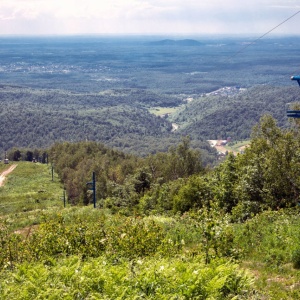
top-left (287, 75), bottom-right (300, 118)
top-left (291, 75), bottom-right (300, 86)
top-left (287, 110), bottom-right (300, 118)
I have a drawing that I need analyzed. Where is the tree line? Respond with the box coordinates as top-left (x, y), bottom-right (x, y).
top-left (37, 115), bottom-right (300, 218)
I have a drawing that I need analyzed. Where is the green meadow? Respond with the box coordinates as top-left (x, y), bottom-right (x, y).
top-left (0, 162), bottom-right (64, 228)
top-left (149, 107), bottom-right (180, 116)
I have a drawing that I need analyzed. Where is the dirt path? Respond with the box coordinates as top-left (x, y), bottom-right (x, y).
top-left (0, 164), bottom-right (17, 187)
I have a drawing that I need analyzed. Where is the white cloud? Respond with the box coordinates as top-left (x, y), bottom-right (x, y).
top-left (0, 0), bottom-right (299, 35)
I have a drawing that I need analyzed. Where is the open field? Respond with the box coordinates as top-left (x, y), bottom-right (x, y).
top-left (226, 140), bottom-right (250, 153)
top-left (149, 106), bottom-right (180, 116)
top-left (208, 139), bottom-right (250, 155)
top-left (0, 162), bottom-right (64, 219)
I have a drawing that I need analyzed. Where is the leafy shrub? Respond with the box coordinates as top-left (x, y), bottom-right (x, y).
top-left (173, 175), bottom-right (213, 213)
top-left (231, 200), bottom-right (262, 223)
top-left (181, 207), bottom-right (241, 263)
top-left (0, 212), bottom-right (182, 267)
top-left (0, 256), bottom-right (253, 299)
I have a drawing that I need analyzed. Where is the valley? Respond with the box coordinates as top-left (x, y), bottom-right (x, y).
top-left (1, 36), bottom-right (299, 160)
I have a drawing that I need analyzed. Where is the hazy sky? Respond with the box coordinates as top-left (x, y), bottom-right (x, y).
top-left (0, 0), bottom-right (299, 36)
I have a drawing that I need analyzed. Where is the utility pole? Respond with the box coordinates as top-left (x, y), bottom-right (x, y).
top-left (51, 164), bottom-right (54, 181)
top-left (63, 189), bottom-right (66, 208)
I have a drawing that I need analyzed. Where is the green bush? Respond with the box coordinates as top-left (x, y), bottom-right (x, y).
top-left (0, 256), bottom-right (253, 299)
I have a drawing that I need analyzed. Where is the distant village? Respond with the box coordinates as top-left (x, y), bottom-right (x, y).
top-left (205, 86), bottom-right (246, 97)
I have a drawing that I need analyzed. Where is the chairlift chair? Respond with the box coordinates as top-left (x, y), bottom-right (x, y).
top-left (287, 75), bottom-right (300, 118)
top-left (291, 75), bottom-right (300, 86)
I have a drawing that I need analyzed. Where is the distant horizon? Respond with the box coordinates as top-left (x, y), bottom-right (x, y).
top-left (0, 1), bottom-right (299, 36)
top-left (0, 33), bottom-right (300, 39)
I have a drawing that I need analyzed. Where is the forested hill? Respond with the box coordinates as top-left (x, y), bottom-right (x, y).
top-left (146, 39), bottom-right (204, 46)
top-left (172, 85), bottom-right (300, 140)
top-left (0, 85), bottom-right (166, 150)
top-left (1, 84), bottom-right (300, 160)
top-left (0, 85), bottom-right (300, 161)
top-left (0, 85), bottom-right (215, 161)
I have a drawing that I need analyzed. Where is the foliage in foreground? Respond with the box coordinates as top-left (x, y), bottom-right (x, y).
top-left (0, 207), bottom-right (236, 269)
top-left (0, 256), bottom-right (252, 300)
top-left (2, 207), bottom-right (300, 298)
top-left (0, 207), bottom-right (254, 299)
top-left (2, 205), bottom-right (300, 298)
top-left (235, 209), bottom-right (300, 268)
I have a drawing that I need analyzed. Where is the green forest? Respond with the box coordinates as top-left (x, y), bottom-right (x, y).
top-left (0, 84), bottom-right (215, 160)
top-left (171, 85), bottom-right (300, 140)
top-left (1, 84), bottom-right (300, 161)
top-left (1, 115), bottom-right (300, 299)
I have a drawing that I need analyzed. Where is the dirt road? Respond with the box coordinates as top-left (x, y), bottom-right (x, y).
top-left (0, 164), bottom-right (17, 187)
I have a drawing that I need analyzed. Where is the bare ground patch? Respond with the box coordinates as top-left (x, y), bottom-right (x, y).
top-left (0, 164), bottom-right (17, 187)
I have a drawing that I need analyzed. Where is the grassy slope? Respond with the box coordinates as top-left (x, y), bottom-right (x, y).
top-left (0, 162), bottom-right (64, 229)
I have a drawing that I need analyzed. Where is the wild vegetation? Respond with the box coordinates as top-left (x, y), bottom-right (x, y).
top-left (37, 115), bottom-right (300, 217)
top-left (1, 115), bottom-right (300, 298)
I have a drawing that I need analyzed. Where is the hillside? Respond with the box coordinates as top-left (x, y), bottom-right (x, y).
top-left (171, 85), bottom-right (300, 140)
top-left (0, 85), bottom-right (217, 162)
top-left (0, 162), bottom-right (63, 216)
top-left (2, 84), bottom-right (300, 162)
top-left (1, 124), bottom-right (300, 298)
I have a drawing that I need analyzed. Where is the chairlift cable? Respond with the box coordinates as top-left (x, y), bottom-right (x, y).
top-left (228, 10), bottom-right (300, 61)
top-left (208, 10), bottom-right (300, 118)
top-left (223, 10), bottom-right (300, 101)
